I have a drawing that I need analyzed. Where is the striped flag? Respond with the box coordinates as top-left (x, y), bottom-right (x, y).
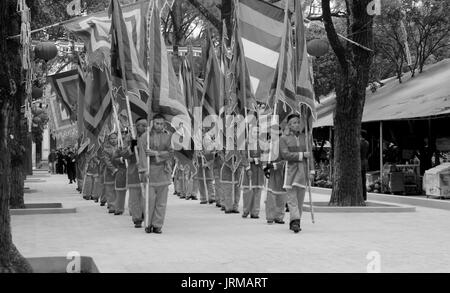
top-left (229, 12), bottom-right (257, 114)
top-left (269, 0), bottom-right (316, 122)
top-left (294, 0), bottom-right (316, 117)
top-left (200, 30), bottom-right (224, 118)
top-left (237, 0), bottom-right (285, 102)
top-left (147, 1), bottom-right (189, 124)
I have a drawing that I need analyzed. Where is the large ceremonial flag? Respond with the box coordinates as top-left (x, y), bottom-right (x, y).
top-left (294, 0), bottom-right (316, 117)
top-left (229, 13), bottom-right (257, 114)
top-left (269, 0), bottom-right (316, 122)
top-left (147, 1), bottom-right (189, 124)
top-left (109, 0), bottom-right (150, 126)
top-left (179, 45), bottom-right (201, 116)
top-left (83, 66), bottom-right (113, 147)
top-left (48, 68), bottom-right (84, 122)
top-left (200, 30), bottom-right (223, 118)
top-left (237, 0), bottom-right (285, 102)
top-left (65, 1), bottom-right (150, 125)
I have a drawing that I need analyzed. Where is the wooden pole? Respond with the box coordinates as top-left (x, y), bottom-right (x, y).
top-left (379, 121), bottom-right (383, 192)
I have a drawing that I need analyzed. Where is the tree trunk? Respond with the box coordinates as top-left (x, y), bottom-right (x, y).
top-left (0, 0), bottom-right (33, 273)
top-left (9, 165), bottom-right (25, 209)
top-left (322, 0), bottom-right (373, 206)
top-left (329, 69), bottom-right (365, 206)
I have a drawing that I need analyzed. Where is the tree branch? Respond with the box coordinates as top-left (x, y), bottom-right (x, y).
top-left (321, 0), bottom-right (348, 71)
top-left (186, 0), bottom-right (220, 31)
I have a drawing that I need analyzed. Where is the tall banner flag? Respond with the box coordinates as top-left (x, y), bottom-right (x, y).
top-left (201, 30), bottom-right (223, 118)
top-left (294, 0), bottom-right (316, 118)
top-left (64, 1), bottom-right (150, 69)
top-left (179, 45), bottom-right (201, 116)
top-left (83, 66), bottom-right (113, 147)
top-left (229, 10), bottom-right (257, 114)
top-left (48, 68), bottom-right (85, 122)
top-left (147, 1), bottom-right (190, 124)
top-left (109, 0), bottom-right (150, 126)
top-left (237, 0), bottom-right (285, 102)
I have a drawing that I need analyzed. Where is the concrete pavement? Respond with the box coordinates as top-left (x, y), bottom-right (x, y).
top-left (11, 171), bottom-right (450, 273)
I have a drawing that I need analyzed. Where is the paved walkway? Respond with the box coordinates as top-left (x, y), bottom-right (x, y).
top-left (11, 171), bottom-right (450, 273)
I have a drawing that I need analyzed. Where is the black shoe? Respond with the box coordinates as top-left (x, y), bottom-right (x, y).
top-left (224, 210), bottom-right (233, 214)
top-left (134, 222), bottom-right (142, 228)
top-left (200, 201), bottom-right (207, 204)
top-left (231, 210), bottom-right (240, 214)
top-left (108, 210), bottom-right (115, 214)
top-left (208, 200), bottom-right (216, 204)
top-left (152, 227), bottom-right (162, 234)
top-left (215, 203), bottom-right (221, 208)
top-left (250, 215), bottom-right (259, 219)
top-left (221, 206), bottom-right (225, 211)
top-left (188, 195), bottom-right (198, 200)
top-left (114, 211), bottom-right (123, 216)
top-left (100, 202), bottom-right (106, 206)
top-left (94, 198), bottom-right (99, 203)
top-left (145, 226), bottom-right (152, 233)
top-left (267, 220), bottom-right (274, 224)
top-left (180, 195), bottom-right (186, 199)
top-left (290, 219), bottom-right (301, 233)
top-left (274, 219), bottom-right (285, 224)
top-left (242, 212), bottom-right (249, 218)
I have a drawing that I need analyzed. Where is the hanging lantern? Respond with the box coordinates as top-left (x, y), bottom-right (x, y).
top-left (32, 116), bottom-right (42, 124)
top-left (34, 42), bottom-right (58, 61)
top-left (307, 39), bottom-right (329, 57)
top-left (31, 86), bottom-right (43, 99)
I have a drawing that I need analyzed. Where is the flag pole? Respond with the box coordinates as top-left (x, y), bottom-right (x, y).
top-left (109, 0), bottom-right (147, 221)
top-left (294, 0), bottom-right (315, 224)
top-left (234, 0), bottom-right (252, 189)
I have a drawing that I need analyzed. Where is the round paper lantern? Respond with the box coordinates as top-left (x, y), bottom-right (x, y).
top-left (33, 116), bottom-right (42, 124)
top-left (32, 86), bottom-right (43, 99)
top-left (307, 39), bottom-right (329, 57)
top-left (33, 107), bottom-right (44, 116)
top-left (34, 42), bottom-right (58, 61)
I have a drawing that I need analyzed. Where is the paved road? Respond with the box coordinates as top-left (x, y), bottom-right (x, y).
top-left (11, 171), bottom-right (450, 273)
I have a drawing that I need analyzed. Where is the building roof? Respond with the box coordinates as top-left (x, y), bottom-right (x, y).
top-left (314, 59), bottom-right (450, 127)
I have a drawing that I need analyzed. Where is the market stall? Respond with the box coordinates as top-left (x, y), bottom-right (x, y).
top-left (313, 59), bottom-right (450, 196)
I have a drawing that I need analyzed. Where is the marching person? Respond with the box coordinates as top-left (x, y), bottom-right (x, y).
top-left (138, 114), bottom-right (173, 234)
top-left (82, 153), bottom-right (98, 201)
top-left (66, 150), bottom-right (77, 184)
top-left (102, 132), bottom-right (119, 214)
top-left (280, 114), bottom-right (315, 233)
top-left (173, 157), bottom-right (186, 198)
top-left (263, 130), bottom-right (287, 225)
top-left (194, 125), bottom-right (216, 205)
top-left (111, 129), bottom-right (128, 216)
top-left (120, 117), bottom-right (147, 228)
top-left (213, 150), bottom-right (225, 209)
top-left (184, 164), bottom-right (198, 200)
top-left (92, 147), bottom-right (107, 206)
top-left (241, 127), bottom-right (264, 219)
top-left (48, 150), bottom-right (57, 174)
